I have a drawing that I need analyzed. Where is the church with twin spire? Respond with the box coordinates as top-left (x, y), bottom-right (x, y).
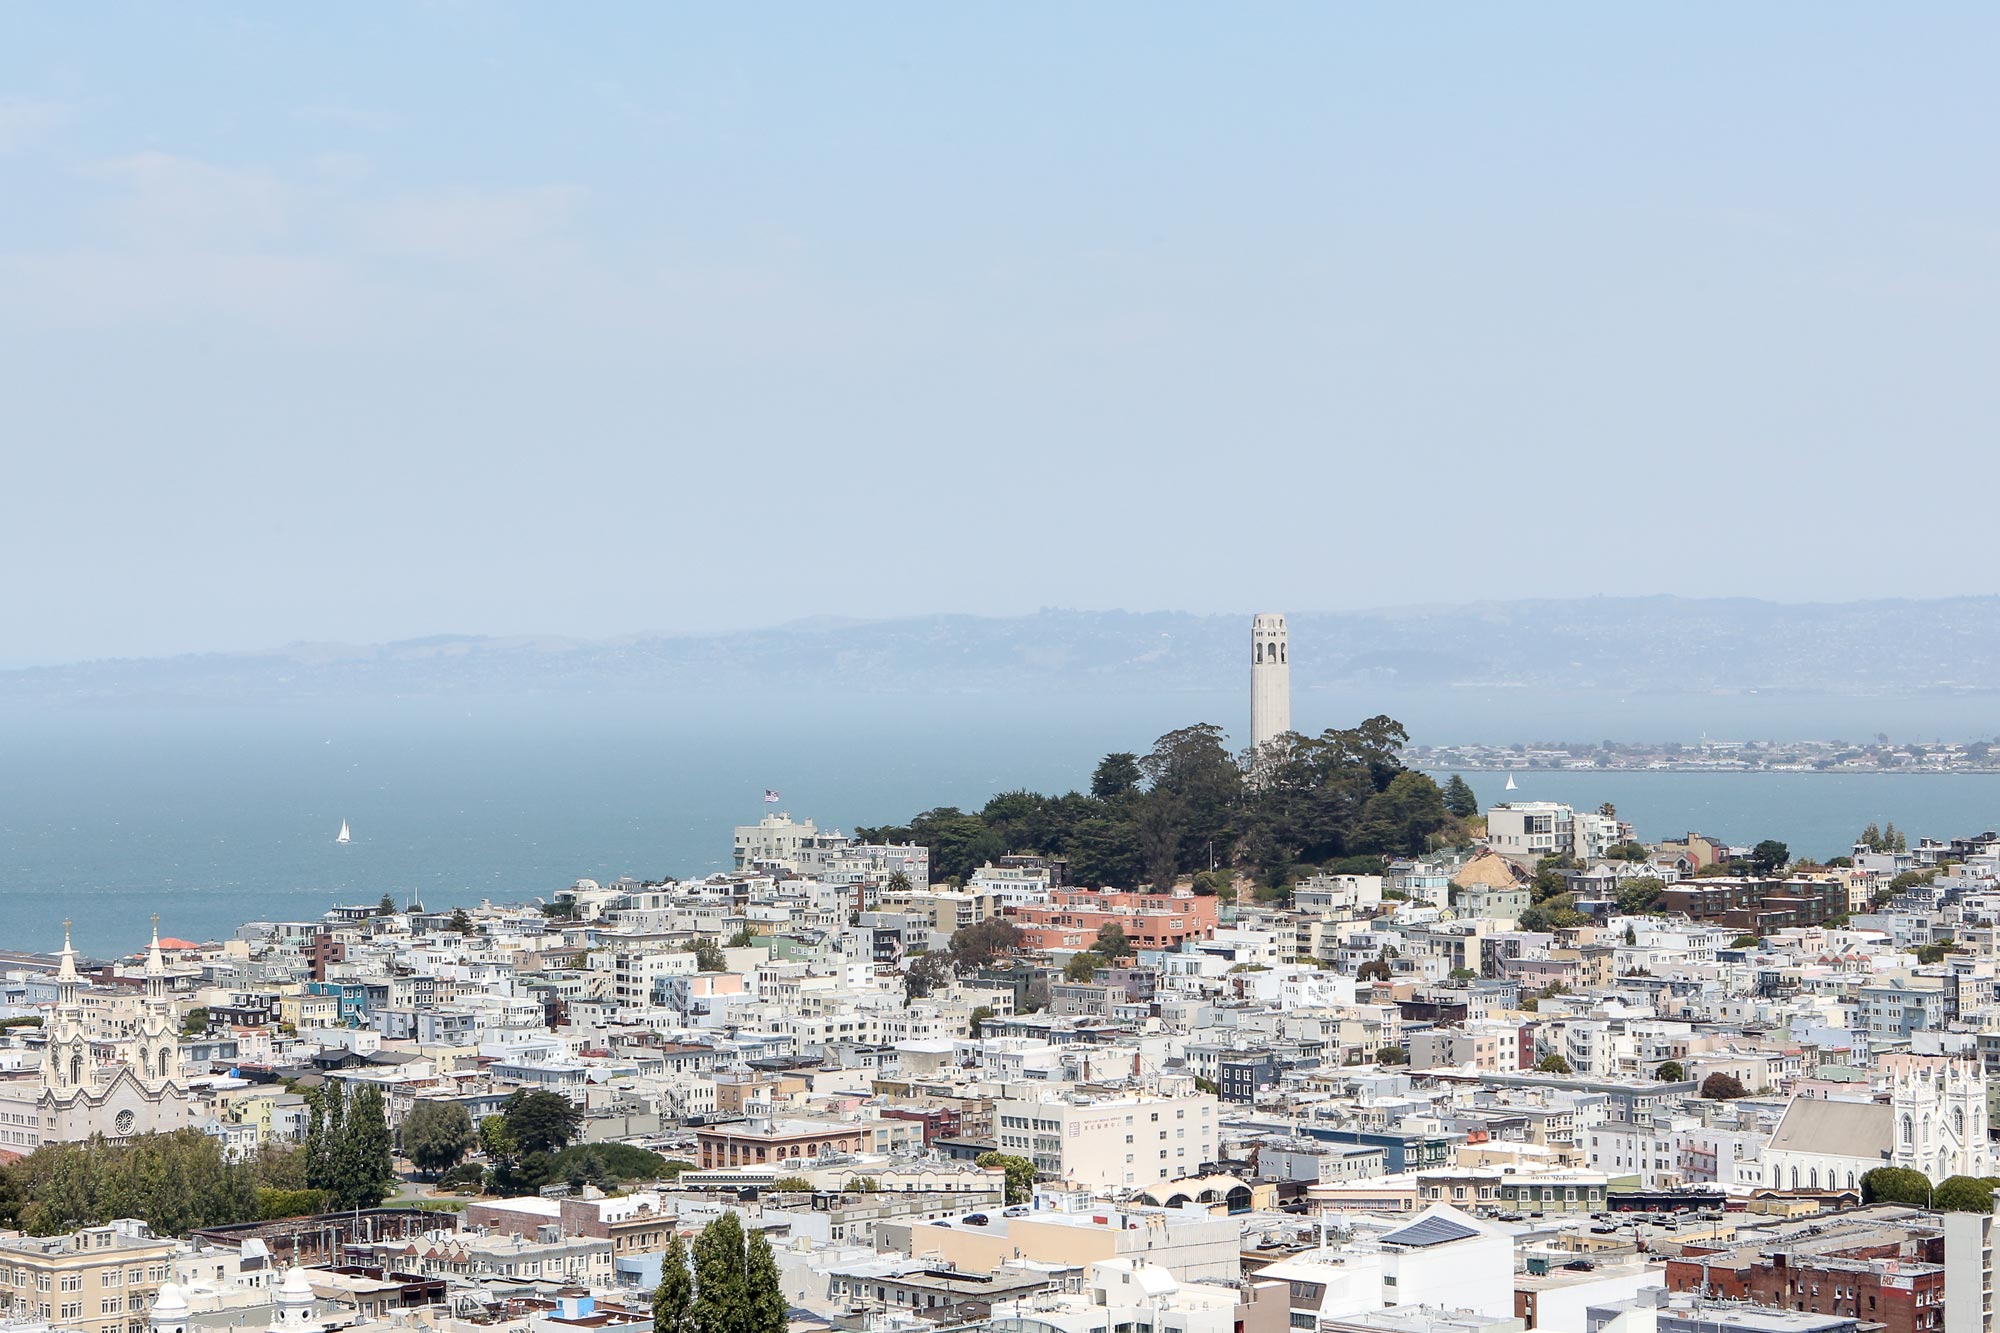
top-left (0, 919), bottom-right (196, 1152)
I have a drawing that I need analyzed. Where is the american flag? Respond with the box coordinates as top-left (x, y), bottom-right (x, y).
top-left (764, 789), bottom-right (781, 803)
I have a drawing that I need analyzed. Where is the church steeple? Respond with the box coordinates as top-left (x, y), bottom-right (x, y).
top-left (54, 920), bottom-right (80, 1011)
top-left (45, 921), bottom-right (89, 1094)
top-left (145, 915), bottom-right (166, 997)
top-left (138, 916), bottom-right (181, 1090)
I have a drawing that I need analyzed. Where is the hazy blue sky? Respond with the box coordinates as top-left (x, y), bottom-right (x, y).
top-left (4, 6), bottom-right (1999, 664)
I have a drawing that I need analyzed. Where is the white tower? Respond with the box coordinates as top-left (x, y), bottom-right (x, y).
top-left (1250, 612), bottom-right (1291, 754)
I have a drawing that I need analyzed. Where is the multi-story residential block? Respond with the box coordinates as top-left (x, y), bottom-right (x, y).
top-left (0, 1222), bottom-right (178, 1333)
top-left (993, 1087), bottom-right (1220, 1190)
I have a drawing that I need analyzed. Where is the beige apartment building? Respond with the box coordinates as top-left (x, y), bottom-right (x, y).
top-left (0, 1223), bottom-right (178, 1333)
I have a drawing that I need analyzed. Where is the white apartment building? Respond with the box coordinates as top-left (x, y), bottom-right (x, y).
top-left (968, 862), bottom-right (1053, 909)
top-left (1487, 803), bottom-right (1633, 864)
top-left (734, 814), bottom-right (848, 871)
top-left (995, 1088), bottom-right (1221, 1191)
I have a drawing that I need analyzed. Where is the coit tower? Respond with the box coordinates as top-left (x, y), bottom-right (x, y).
top-left (1250, 612), bottom-right (1291, 753)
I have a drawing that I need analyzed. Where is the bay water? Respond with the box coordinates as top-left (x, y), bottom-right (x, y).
top-left (5, 689), bottom-right (1999, 958)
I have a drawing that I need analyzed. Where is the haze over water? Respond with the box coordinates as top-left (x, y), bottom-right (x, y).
top-left (8, 687), bottom-right (2000, 958)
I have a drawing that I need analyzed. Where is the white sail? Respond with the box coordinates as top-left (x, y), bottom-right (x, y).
top-left (1504, 773), bottom-right (1518, 791)
top-left (336, 819), bottom-right (351, 844)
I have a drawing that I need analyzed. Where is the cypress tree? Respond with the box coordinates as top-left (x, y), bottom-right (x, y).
top-left (692, 1213), bottom-right (748, 1333)
top-left (304, 1084), bottom-right (344, 1194)
top-left (1442, 774), bottom-right (1479, 819)
top-left (653, 1233), bottom-right (694, 1333)
top-left (743, 1229), bottom-right (787, 1333)
top-left (337, 1084), bottom-right (396, 1209)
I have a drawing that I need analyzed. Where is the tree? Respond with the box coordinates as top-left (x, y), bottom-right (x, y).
top-left (547, 1142), bottom-right (667, 1186)
top-left (478, 1114), bottom-right (518, 1168)
top-left (744, 1229), bottom-right (787, 1333)
top-left (1356, 959), bottom-right (1390, 983)
top-left (1196, 870), bottom-right (1237, 902)
top-left (180, 1006), bottom-right (210, 1037)
top-left (252, 1143), bottom-right (307, 1190)
top-left (1354, 772), bottom-right (1450, 857)
top-left (1093, 922), bottom-right (1129, 961)
top-left (1700, 1072), bottom-right (1748, 1100)
top-left (1063, 952), bottom-right (1101, 983)
top-left (1931, 1176), bottom-right (2000, 1212)
top-left (378, 894), bottom-right (397, 915)
top-left (976, 1152), bottom-right (1036, 1205)
top-left (1729, 933), bottom-right (1761, 948)
top-left (1860, 1166), bottom-right (1932, 1206)
top-left (256, 1187), bottom-right (329, 1220)
top-left (1091, 753), bottom-right (1144, 800)
top-left (1655, 1062), bottom-right (1685, 1082)
top-left (902, 807), bottom-right (1008, 884)
top-left (903, 951), bottom-right (955, 1003)
top-left (1616, 877), bottom-right (1668, 915)
top-left (335, 1084), bottom-right (396, 1210)
top-left (1449, 967), bottom-right (1477, 981)
top-left (1750, 840), bottom-right (1790, 875)
top-left (304, 1084), bottom-right (344, 1196)
top-left (691, 1213), bottom-right (750, 1333)
top-left (1518, 895), bottom-right (1587, 933)
top-left (653, 1233), bottom-right (694, 1333)
top-left (686, 938), bottom-right (725, 972)
top-left (884, 870), bottom-right (913, 894)
top-left (726, 926), bottom-right (757, 949)
top-left (1375, 1046), bottom-right (1409, 1065)
top-left (1535, 1054), bottom-right (1572, 1075)
top-left (12, 1130), bottom-right (257, 1236)
top-left (400, 1100), bottom-right (476, 1179)
top-left (948, 917), bottom-right (1022, 970)
top-left (770, 1176), bottom-right (813, 1191)
top-left (969, 1006), bottom-right (995, 1038)
top-left (448, 907), bottom-right (474, 934)
top-left (1442, 774), bottom-right (1479, 820)
top-left (1066, 816), bottom-right (1145, 890)
top-left (1140, 724), bottom-right (1242, 878)
top-left (304, 1082), bottom-right (393, 1211)
top-left (504, 1089), bottom-right (583, 1155)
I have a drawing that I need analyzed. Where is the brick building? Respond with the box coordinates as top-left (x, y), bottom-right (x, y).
top-left (1009, 889), bottom-right (1219, 953)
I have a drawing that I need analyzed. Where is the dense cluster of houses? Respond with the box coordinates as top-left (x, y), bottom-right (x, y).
top-left (7, 807), bottom-right (2000, 1333)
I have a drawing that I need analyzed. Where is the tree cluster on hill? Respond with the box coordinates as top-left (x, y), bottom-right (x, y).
top-left (859, 717), bottom-right (1449, 893)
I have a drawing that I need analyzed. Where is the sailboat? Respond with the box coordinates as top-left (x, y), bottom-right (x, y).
top-left (336, 819), bottom-right (351, 844)
top-left (1504, 773), bottom-right (1518, 791)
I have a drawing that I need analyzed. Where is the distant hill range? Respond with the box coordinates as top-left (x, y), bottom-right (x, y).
top-left (7, 597), bottom-right (2000, 704)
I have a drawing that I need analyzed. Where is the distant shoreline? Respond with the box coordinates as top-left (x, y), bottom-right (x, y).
top-left (1416, 765), bottom-right (2000, 777)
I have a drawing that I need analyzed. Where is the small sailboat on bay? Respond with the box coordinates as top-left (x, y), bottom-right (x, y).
top-left (1504, 773), bottom-right (1518, 791)
top-left (336, 819), bottom-right (351, 844)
